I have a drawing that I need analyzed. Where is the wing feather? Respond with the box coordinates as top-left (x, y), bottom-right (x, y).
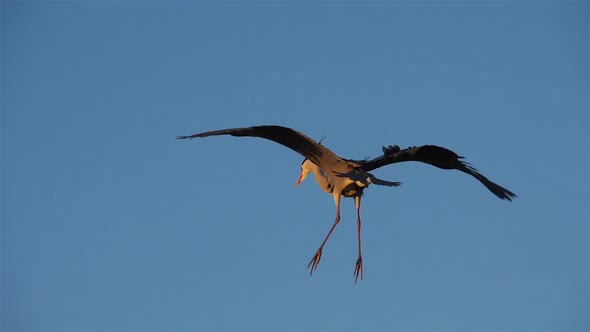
top-left (176, 125), bottom-right (346, 171)
top-left (360, 145), bottom-right (517, 201)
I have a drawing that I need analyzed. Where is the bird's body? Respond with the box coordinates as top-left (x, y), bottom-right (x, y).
top-left (177, 125), bottom-right (516, 283)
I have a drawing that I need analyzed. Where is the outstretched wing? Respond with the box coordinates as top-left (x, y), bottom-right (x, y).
top-left (359, 145), bottom-right (517, 201)
top-left (176, 125), bottom-right (347, 171)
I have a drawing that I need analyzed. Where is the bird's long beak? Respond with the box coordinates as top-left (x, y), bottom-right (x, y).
top-left (295, 171), bottom-right (305, 188)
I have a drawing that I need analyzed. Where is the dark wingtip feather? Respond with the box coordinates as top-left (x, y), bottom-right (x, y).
top-left (500, 188), bottom-right (517, 201)
top-left (175, 134), bottom-right (201, 140)
top-left (461, 164), bottom-right (517, 201)
top-left (462, 161), bottom-right (479, 173)
top-left (479, 178), bottom-right (516, 201)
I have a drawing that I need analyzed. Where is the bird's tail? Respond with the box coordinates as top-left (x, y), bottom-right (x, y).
top-left (333, 170), bottom-right (401, 187)
top-left (367, 174), bottom-right (401, 187)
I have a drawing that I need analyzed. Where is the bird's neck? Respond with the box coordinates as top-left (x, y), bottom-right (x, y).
top-left (308, 164), bottom-right (332, 194)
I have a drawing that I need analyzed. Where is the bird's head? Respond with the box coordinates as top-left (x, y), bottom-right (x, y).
top-left (296, 135), bottom-right (327, 187)
top-left (296, 158), bottom-right (313, 187)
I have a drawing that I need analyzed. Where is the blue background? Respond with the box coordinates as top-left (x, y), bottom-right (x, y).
top-left (2, 2), bottom-right (588, 330)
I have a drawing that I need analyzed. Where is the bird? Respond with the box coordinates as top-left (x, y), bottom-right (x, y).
top-left (177, 125), bottom-right (516, 283)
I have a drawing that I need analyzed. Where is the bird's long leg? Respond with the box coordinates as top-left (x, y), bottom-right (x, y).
top-left (353, 195), bottom-right (364, 284)
top-left (307, 194), bottom-right (342, 276)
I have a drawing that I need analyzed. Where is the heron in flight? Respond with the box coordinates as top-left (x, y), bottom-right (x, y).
top-left (177, 125), bottom-right (516, 283)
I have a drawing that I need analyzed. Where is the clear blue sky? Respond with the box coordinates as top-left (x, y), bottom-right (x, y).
top-left (2, 1), bottom-right (588, 331)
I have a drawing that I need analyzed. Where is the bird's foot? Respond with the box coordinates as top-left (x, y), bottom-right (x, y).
top-left (307, 249), bottom-right (323, 276)
top-left (353, 257), bottom-right (364, 284)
